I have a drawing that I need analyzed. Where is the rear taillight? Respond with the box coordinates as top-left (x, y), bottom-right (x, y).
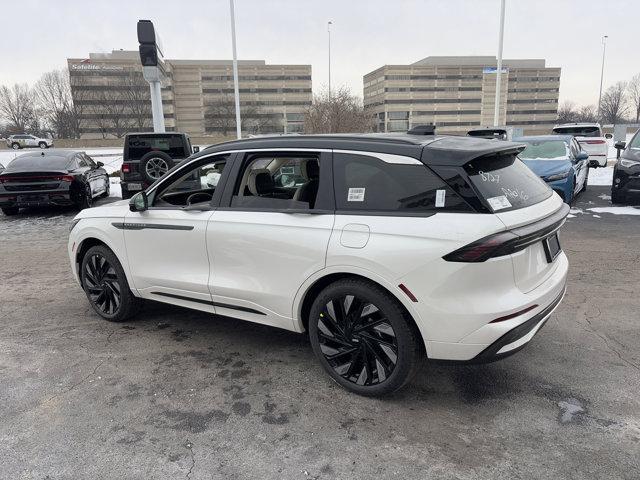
top-left (60, 175), bottom-right (74, 182)
top-left (583, 140), bottom-right (606, 145)
top-left (121, 163), bottom-right (131, 173)
top-left (443, 231), bottom-right (518, 262)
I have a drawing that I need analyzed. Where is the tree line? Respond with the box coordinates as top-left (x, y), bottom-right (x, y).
top-left (559, 74), bottom-right (640, 125)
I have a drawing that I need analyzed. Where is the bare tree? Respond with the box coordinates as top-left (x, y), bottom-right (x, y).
top-left (0, 83), bottom-right (36, 133)
top-left (600, 81), bottom-right (628, 124)
top-left (627, 74), bottom-right (640, 123)
top-left (204, 95), bottom-right (236, 136)
top-left (556, 101), bottom-right (578, 124)
top-left (121, 71), bottom-right (152, 131)
top-left (576, 104), bottom-right (598, 123)
top-left (304, 87), bottom-right (373, 134)
top-left (204, 94), bottom-right (281, 136)
top-left (34, 69), bottom-right (76, 138)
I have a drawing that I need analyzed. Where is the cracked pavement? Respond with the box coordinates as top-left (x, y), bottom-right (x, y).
top-left (1, 187), bottom-right (639, 479)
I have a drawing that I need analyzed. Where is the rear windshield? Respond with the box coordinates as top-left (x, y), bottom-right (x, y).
top-left (518, 140), bottom-right (569, 160)
top-left (7, 156), bottom-right (70, 170)
top-left (127, 135), bottom-right (187, 160)
top-left (553, 126), bottom-right (601, 137)
top-left (465, 154), bottom-right (552, 212)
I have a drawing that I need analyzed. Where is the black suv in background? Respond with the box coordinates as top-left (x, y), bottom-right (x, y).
top-left (120, 132), bottom-right (199, 199)
top-left (612, 129), bottom-right (640, 204)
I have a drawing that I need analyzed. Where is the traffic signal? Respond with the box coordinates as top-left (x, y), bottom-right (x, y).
top-left (137, 20), bottom-right (163, 67)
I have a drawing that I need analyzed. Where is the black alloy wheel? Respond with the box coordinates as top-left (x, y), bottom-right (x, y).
top-left (80, 245), bottom-right (141, 322)
top-left (317, 295), bottom-right (398, 385)
top-left (309, 279), bottom-right (421, 396)
top-left (83, 253), bottom-right (121, 316)
top-left (78, 183), bottom-right (93, 209)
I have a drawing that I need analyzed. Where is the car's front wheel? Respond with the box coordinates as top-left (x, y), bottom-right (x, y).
top-left (308, 278), bottom-right (422, 396)
top-left (77, 184), bottom-right (93, 210)
top-left (38, 142), bottom-right (47, 149)
top-left (11, 143), bottom-right (20, 150)
top-left (81, 245), bottom-right (141, 322)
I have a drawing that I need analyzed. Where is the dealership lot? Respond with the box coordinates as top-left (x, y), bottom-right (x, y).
top-left (1, 185), bottom-right (639, 479)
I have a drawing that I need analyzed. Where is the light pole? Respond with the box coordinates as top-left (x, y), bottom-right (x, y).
top-left (597, 35), bottom-right (608, 120)
top-left (229, 0), bottom-right (242, 139)
top-left (327, 21), bottom-right (333, 97)
top-left (493, 0), bottom-right (506, 126)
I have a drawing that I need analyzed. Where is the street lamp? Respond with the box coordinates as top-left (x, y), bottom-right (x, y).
top-left (597, 35), bottom-right (608, 120)
top-left (229, 0), bottom-right (242, 139)
top-left (493, 0), bottom-right (506, 126)
top-left (327, 21), bottom-right (333, 98)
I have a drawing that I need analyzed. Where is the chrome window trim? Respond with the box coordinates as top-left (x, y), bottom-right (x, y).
top-left (332, 149), bottom-right (423, 165)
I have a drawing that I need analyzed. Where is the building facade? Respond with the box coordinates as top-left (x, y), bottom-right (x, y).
top-left (68, 50), bottom-right (312, 138)
top-left (363, 56), bottom-right (560, 135)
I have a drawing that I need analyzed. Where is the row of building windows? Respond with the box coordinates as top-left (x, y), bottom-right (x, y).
top-left (384, 87), bottom-right (482, 93)
top-left (202, 75), bottom-right (311, 81)
top-left (386, 74), bottom-right (484, 81)
top-left (509, 76), bottom-right (560, 82)
top-left (203, 100), bottom-right (311, 107)
top-left (506, 120), bottom-right (557, 125)
top-left (383, 98), bottom-right (482, 104)
top-left (507, 98), bottom-right (558, 104)
top-left (202, 88), bottom-right (311, 94)
top-left (506, 109), bottom-right (558, 115)
top-left (508, 88), bottom-right (560, 93)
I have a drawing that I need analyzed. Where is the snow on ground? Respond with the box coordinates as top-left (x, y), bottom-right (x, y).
top-left (588, 206), bottom-right (640, 216)
top-left (109, 177), bottom-right (121, 198)
top-left (588, 166), bottom-right (614, 186)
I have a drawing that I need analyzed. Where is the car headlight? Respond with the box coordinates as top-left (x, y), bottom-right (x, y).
top-left (69, 218), bottom-right (82, 232)
top-left (620, 158), bottom-right (640, 168)
top-left (545, 171), bottom-right (570, 182)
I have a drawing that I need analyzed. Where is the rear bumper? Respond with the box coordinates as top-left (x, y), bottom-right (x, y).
top-left (0, 192), bottom-right (74, 207)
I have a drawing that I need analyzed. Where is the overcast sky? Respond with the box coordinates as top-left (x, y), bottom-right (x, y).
top-left (3, 0), bottom-right (638, 106)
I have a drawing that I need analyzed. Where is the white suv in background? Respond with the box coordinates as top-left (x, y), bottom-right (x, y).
top-left (6, 134), bottom-right (54, 150)
top-left (68, 134), bottom-right (569, 396)
top-left (552, 123), bottom-right (610, 167)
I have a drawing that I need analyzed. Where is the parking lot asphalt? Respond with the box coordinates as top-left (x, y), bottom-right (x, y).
top-left (1, 186), bottom-right (639, 480)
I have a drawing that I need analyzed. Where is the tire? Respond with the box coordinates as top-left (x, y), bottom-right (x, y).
top-left (308, 278), bottom-right (422, 396)
top-left (11, 143), bottom-right (20, 150)
top-left (77, 183), bottom-right (93, 210)
top-left (80, 245), bottom-right (141, 322)
top-left (582, 168), bottom-right (589, 193)
top-left (1, 206), bottom-right (19, 216)
top-left (611, 189), bottom-right (626, 204)
top-left (139, 151), bottom-right (172, 184)
top-left (38, 141), bottom-right (47, 149)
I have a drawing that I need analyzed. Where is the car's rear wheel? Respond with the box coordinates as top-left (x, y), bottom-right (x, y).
top-left (308, 278), bottom-right (422, 396)
top-left (77, 184), bottom-right (93, 210)
top-left (140, 151), bottom-right (172, 184)
top-left (11, 143), bottom-right (20, 150)
top-left (1, 206), bottom-right (19, 216)
top-left (81, 245), bottom-right (141, 322)
top-left (38, 141), bottom-right (47, 149)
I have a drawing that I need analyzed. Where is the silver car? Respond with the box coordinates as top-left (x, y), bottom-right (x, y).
top-left (6, 134), bottom-right (53, 150)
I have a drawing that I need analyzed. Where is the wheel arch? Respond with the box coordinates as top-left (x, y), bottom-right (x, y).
top-left (293, 267), bottom-right (428, 354)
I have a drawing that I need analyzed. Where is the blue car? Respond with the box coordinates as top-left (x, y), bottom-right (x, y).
top-left (515, 135), bottom-right (593, 204)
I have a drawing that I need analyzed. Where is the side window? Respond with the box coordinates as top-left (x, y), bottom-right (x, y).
top-left (76, 155), bottom-right (89, 167)
top-left (153, 156), bottom-right (227, 207)
top-left (230, 153), bottom-right (321, 210)
top-left (83, 154), bottom-right (97, 168)
top-left (571, 140), bottom-right (580, 157)
top-left (333, 153), bottom-right (471, 213)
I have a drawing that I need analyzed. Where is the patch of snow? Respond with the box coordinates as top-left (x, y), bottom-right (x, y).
top-left (593, 214), bottom-right (601, 218)
top-left (567, 214), bottom-right (576, 218)
top-left (598, 193), bottom-right (611, 200)
top-left (588, 206), bottom-right (640, 215)
top-left (109, 180), bottom-right (122, 198)
top-left (558, 398), bottom-right (585, 424)
top-left (569, 208), bottom-right (584, 215)
top-left (588, 166), bottom-right (613, 186)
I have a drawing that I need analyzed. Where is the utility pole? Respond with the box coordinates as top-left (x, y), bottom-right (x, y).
top-left (327, 21), bottom-right (333, 97)
top-left (230, 0), bottom-right (242, 139)
top-left (597, 35), bottom-right (608, 120)
top-left (493, 0), bottom-right (506, 126)
top-left (137, 20), bottom-right (166, 132)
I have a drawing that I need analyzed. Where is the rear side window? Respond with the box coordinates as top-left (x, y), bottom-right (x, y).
top-left (553, 126), bottom-right (601, 137)
top-left (465, 154), bottom-right (552, 212)
top-left (126, 135), bottom-right (187, 160)
top-left (333, 153), bottom-right (471, 213)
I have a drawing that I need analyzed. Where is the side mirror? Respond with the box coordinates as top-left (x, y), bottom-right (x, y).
top-left (129, 191), bottom-right (148, 212)
top-left (576, 151), bottom-right (589, 161)
top-left (614, 141), bottom-right (626, 150)
top-left (96, 161), bottom-right (104, 168)
top-left (588, 160), bottom-right (600, 168)
top-left (193, 146), bottom-right (200, 154)
top-left (605, 133), bottom-right (613, 139)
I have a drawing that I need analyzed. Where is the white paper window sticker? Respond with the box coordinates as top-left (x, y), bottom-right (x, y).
top-left (347, 187), bottom-right (365, 202)
top-left (435, 189), bottom-right (446, 208)
top-left (487, 195), bottom-right (512, 211)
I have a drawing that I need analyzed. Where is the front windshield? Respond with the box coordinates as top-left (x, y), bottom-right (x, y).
top-left (629, 131), bottom-right (640, 149)
top-left (518, 140), bottom-right (569, 160)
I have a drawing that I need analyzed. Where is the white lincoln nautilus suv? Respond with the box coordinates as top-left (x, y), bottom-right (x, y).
top-left (68, 134), bottom-right (569, 396)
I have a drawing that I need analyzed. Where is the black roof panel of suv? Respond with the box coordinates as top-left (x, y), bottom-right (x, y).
top-left (200, 134), bottom-right (526, 167)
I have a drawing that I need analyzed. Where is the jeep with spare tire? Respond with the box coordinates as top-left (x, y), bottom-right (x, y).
top-left (120, 132), bottom-right (199, 199)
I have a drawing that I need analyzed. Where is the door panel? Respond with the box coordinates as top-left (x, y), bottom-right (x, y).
top-left (206, 210), bottom-right (334, 329)
top-left (124, 209), bottom-right (216, 311)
